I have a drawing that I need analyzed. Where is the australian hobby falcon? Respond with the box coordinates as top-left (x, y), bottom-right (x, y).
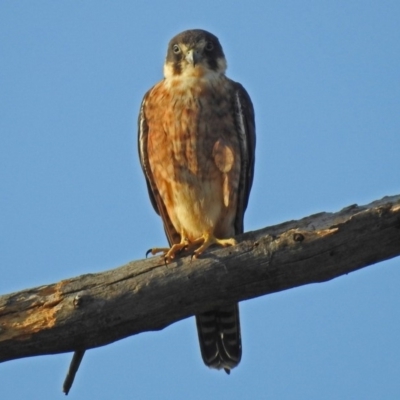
top-left (138, 29), bottom-right (256, 372)
top-left (62, 29), bottom-right (255, 395)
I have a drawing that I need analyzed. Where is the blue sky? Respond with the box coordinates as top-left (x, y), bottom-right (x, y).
top-left (1, 1), bottom-right (399, 399)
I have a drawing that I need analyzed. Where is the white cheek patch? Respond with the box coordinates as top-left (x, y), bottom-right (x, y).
top-left (216, 57), bottom-right (227, 73)
top-left (163, 62), bottom-right (175, 79)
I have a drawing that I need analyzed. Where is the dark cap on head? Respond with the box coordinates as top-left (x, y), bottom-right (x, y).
top-left (165, 29), bottom-right (226, 74)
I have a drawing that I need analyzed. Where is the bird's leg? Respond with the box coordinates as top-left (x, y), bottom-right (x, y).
top-left (164, 239), bottom-right (189, 261)
top-left (146, 247), bottom-right (170, 257)
top-left (192, 232), bottom-right (237, 259)
top-left (146, 236), bottom-right (190, 262)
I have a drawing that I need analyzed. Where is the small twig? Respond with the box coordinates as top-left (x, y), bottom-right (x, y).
top-left (63, 350), bottom-right (86, 395)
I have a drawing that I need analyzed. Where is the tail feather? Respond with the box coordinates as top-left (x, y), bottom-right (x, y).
top-left (195, 303), bottom-right (241, 372)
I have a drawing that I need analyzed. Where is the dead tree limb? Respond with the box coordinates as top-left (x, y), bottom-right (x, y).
top-left (1, 194), bottom-right (400, 364)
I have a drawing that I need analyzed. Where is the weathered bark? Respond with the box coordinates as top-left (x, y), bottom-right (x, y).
top-left (1, 194), bottom-right (399, 363)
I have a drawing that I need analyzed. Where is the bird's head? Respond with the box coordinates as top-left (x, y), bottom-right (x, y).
top-left (163, 29), bottom-right (227, 79)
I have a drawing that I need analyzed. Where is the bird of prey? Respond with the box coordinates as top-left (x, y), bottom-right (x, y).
top-left (138, 29), bottom-right (256, 373)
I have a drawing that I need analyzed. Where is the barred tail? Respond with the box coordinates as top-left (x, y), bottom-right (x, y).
top-left (195, 303), bottom-right (242, 373)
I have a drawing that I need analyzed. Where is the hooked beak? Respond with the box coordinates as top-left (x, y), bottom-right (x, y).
top-left (185, 49), bottom-right (201, 66)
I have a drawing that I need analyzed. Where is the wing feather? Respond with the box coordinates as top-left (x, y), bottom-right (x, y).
top-left (137, 90), bottom-right (181, 246)
top-left (232, 81), bottom-right (256, 235)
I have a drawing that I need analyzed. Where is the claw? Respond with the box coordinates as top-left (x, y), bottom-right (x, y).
top-left (145, 234), bottom-right (236, 263)
top-left (146, 247), bottom-right (170, 257)
top-left (145, 240), bottom-right (189, 263)
top-left (193, 234), bottom-right (236, 258)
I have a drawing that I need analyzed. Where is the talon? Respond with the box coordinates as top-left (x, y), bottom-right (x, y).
top-left (193, 234), bottom-right (237, 258)
top-left (146, 247), bottom-right (170, 258)
top-left (146, 238), bottom-right (189, 263)
top-left (146, 234), bottom-right (236, 263)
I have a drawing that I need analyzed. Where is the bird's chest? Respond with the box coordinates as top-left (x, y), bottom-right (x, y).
top-left (157, 82), bottom-right (235, 177)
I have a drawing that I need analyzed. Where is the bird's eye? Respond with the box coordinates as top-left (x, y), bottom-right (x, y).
top-left (173, 44), bottom-right (181, 54)
top-left (205, 41), bottom-right (214, 51)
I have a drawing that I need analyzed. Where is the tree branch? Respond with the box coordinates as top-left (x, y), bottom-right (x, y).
top-left (1, 194), bottom-right (400, 363)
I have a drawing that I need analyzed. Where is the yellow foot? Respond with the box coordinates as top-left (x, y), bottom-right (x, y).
top-left (192, 233), bottom-right (237, 259)
top-left (146, 247), bottom-right (170, 257)
top-left (146, 239), bottom-right (189, 262)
